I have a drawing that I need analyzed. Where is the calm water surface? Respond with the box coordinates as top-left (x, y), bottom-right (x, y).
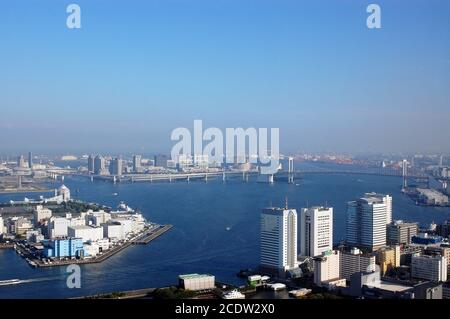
top-left (0, 168), bottom-right (449, 298)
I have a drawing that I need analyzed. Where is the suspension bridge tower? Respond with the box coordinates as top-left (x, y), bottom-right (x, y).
top-left (288, 157), bottom-right (294, 184)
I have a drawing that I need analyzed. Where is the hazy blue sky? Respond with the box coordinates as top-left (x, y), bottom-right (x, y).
top-left (1, 0), bottom-right (449, 154)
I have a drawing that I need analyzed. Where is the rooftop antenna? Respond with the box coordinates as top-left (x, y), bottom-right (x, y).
top-left (285, 196), bottom-right (288, 209)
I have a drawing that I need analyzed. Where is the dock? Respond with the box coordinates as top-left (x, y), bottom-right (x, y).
top-left (17, 224), bottom-right (173, 268)
top-left (132, 224), bottom-right (173, 245)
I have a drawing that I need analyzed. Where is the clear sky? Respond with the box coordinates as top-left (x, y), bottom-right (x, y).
top-left (1, 0), bottom-right (449, 155)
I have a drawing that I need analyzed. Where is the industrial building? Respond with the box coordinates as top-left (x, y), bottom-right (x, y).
top-left (43, 237), bottom-right (84, 258)
top-left (178, 274), bottom-right (215, 291)
top-left (68, 225), bottom-right (104, 243)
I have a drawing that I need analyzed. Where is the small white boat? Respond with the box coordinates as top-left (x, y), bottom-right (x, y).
top-left (223, 289), bottom-right (245, 299)
top-left (0, 279), bottom-right (21, 286)
top-left (269, 283), bottom-right (286, 291)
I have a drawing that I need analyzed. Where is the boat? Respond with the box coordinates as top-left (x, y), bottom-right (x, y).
top-left (112, 193), bottom-right (118, 196)
top-left (117, 202), bottom-right (134, 212)
top-left (223, 289), bottom-right (245, 299)
top-left (0, 279), bottom-right (21, 286)
top-left (269, 283), bottom-right (286, 291)
top-left (289, 288), bottom-right (312, 298)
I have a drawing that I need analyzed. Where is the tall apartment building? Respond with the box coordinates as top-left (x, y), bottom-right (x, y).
top-left (340, 247), bottom-right (376, 281)
top-left (411, 255), bottom-right (448, 282)
top-left (300, 206), bottom-right (333, 257)
top-left (376, 245), bottom-right (401, 275)
top-left (313, 250), bottom-right (341, 287)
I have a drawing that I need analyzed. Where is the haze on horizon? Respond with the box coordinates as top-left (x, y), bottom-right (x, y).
top-left (1, 0), bottom-right (449, 155)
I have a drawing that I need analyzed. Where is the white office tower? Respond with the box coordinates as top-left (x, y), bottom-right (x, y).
top-left (300, 206), bottom-right (333, 257)
top-left (411, 255), bottom-right (448, 282)
top-left (314, 250), bottom-right (341, 287)
top-left (346, 194), bottom-right (390, 252)
top-left (260, 206), bottom-right (298, 273)
top-left (365, 192), bottom-right (392, 224)
top-left (0, 216), bottom-right (4, 235)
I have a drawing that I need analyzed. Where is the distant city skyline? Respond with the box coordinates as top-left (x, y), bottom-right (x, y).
top-left (1, 0), bottom-right (449, 154)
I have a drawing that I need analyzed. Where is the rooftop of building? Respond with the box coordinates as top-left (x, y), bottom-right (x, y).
top-left (178, 273), bottom-right (214, 280)
top-left (412, 254), bottom-right (446, 260)
top-left (68, 225), bottom-right (101, 230)
top-left (46, 236), bottom-right (83, 242)
top-left (377, 281), bottom-right (412, 293)
top-left (303, 206), bottom-right (332, 212)
top-left (262, 208), bottom-right (297, 217)
top-left (390, 220), bottom-right (419, 226)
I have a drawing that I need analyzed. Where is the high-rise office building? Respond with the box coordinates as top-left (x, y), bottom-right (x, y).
top-left (109, 157), bottom-right (123, 176)
top-left (94, 155), bottom-right (105, 175)
top-left (365, 192), bottom-right (392, 224)
top-left (387, 220), bottom-right (418, 245)
top-left (346, 193), bottom-right (391, 252)
top-left (300, 206), bottom-right (333, 257)
top-left (260, 206), bottom-right (298, 273)
top-left (154, 154), bottom-right (168, 168)
top-left (133, 155), bottom-right (142, 172)
top-left (87, 155), bottom-right (95, 173)
top-left (17, 155), bottom-right (25, 168)
top-left (28, 152), bottom-right (33, 169)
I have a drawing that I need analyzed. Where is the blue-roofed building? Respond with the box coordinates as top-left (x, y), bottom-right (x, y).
top-left (411, 234), bottom-right (443, 246)
top-left (43, 237), bottom-right (84, 258)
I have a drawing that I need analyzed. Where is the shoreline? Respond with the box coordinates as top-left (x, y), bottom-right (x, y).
top-left (0, 188), bottom-right (53, 194)
top-left (16, 224), bottom-right (173, 268)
